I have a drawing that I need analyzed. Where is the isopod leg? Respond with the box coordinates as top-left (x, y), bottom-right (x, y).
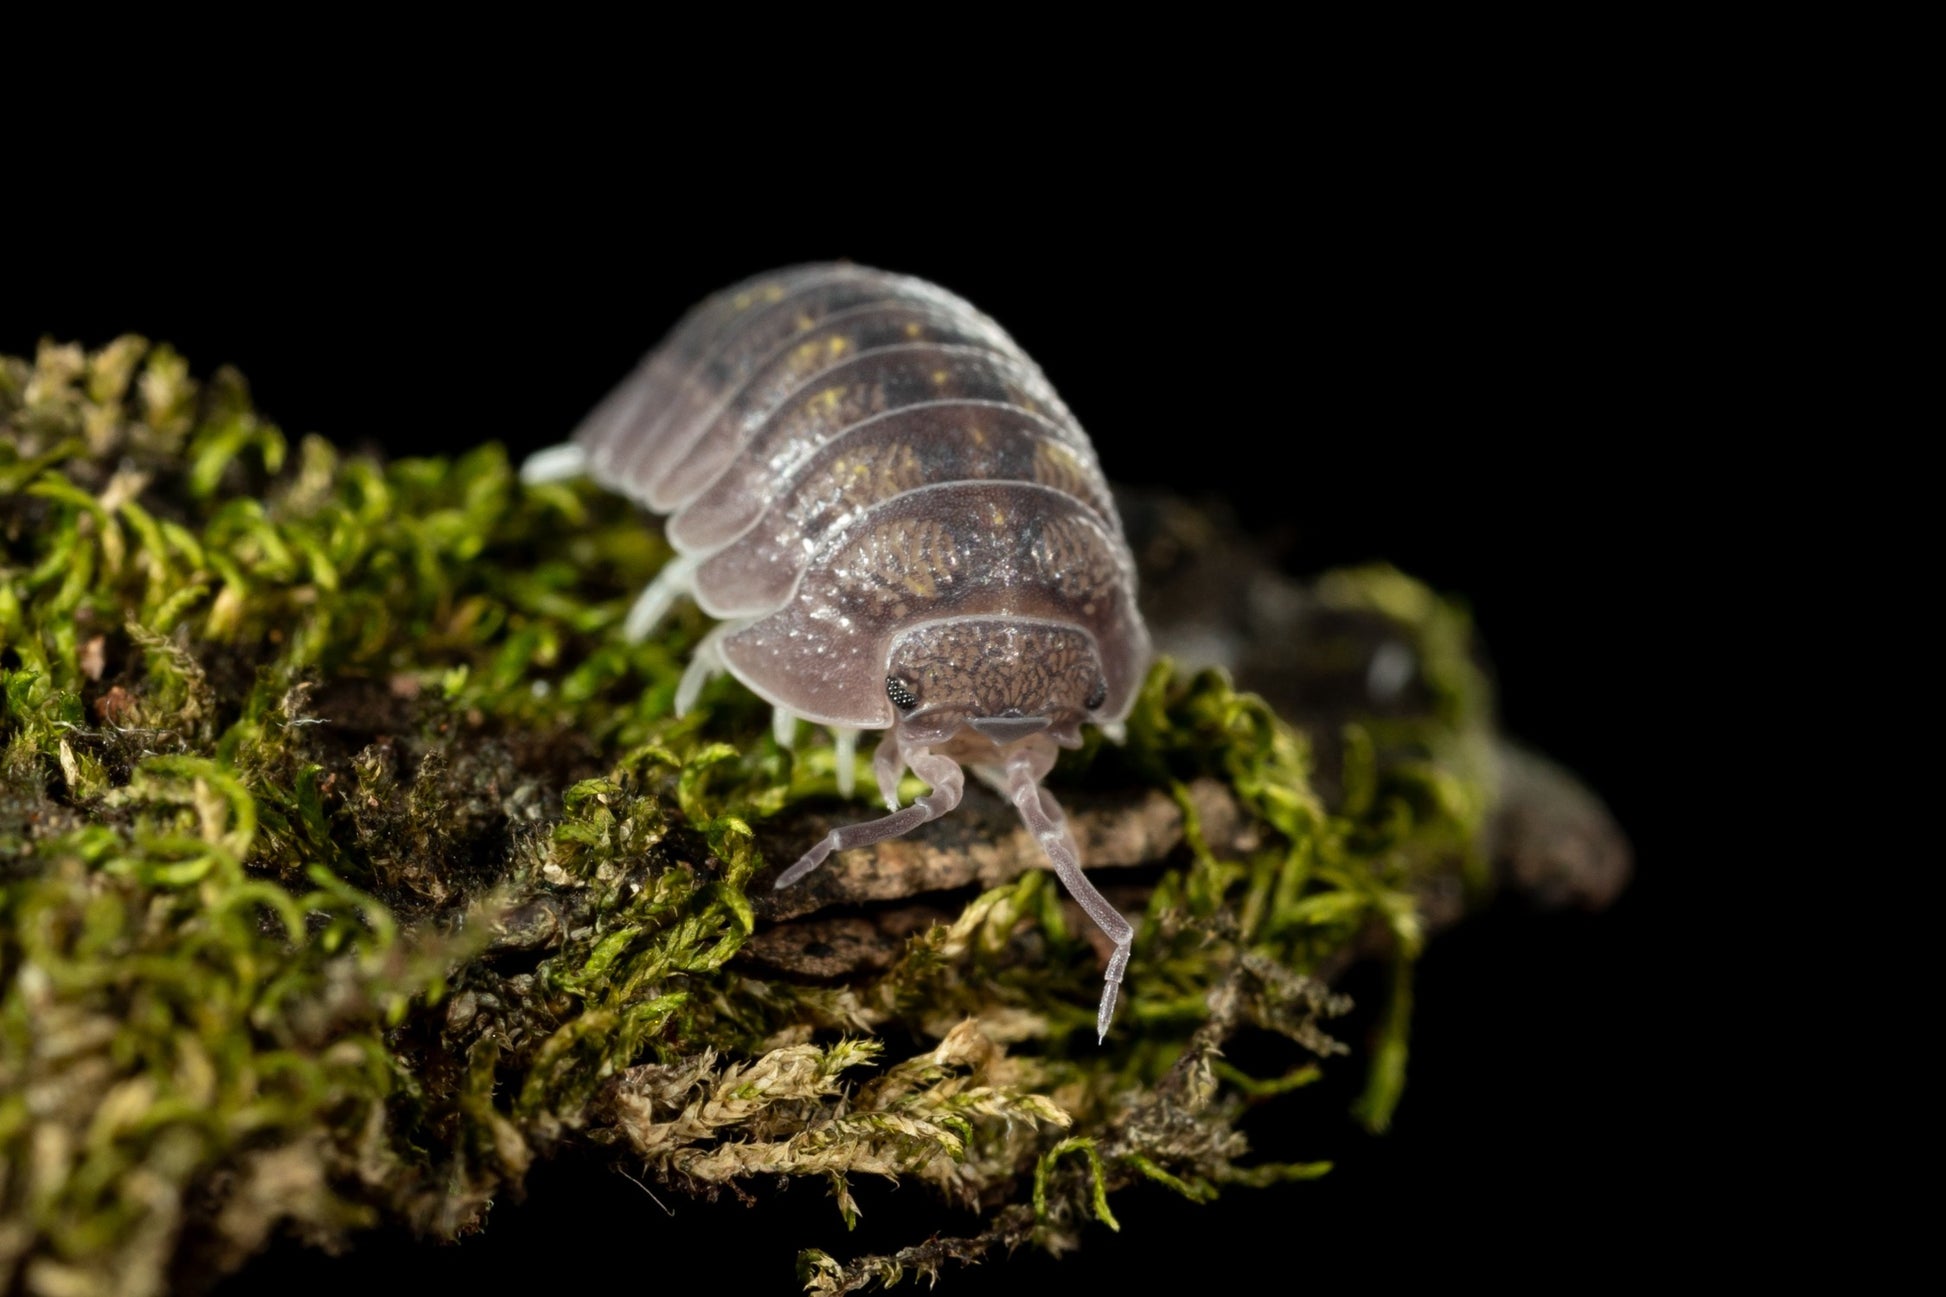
top-left (769, 716), bottom-right (861, 801)
top-left (674, 625), bottom-right (729, 716)
top-left (518, 442), bottom-right (589, 485)
top-left (773, 750), bottom-right (964, 890)
top-left (871, 730), bottom-right (905, 811)
top-left (831, 727), bottom-right (859, 798)
top-left (1006, 751), bottom-right (1133, 1043)
top-left (623, 552), bottom-right (699, 642)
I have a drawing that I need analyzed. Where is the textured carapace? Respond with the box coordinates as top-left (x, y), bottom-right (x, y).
top-left (522, 264), bottom-right (1152, 1039)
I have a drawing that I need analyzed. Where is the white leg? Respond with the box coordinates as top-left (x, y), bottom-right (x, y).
top-left (519, 442), bottom-right (589, 485)
top-left (674, 625), bottom-right (730, 717)
top-left (623, 553), bottom-right (700, 642)
top-left (831, 727), bottom-right (858, 798)
top-left (872, 732), bottom-right (905, 810)
top-left (772, 705), bottom-right (799, 748)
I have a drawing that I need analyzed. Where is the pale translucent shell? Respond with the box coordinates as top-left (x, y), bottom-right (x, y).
top-left (569, 264), bottom-right (1149, 730)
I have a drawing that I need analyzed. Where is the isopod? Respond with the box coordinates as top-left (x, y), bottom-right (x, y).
top-left (522, 264), bottom-right (1152, 1039)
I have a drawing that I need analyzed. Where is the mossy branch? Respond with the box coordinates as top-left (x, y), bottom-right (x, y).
top-left (0, 338), bottom-right (1590, 1295)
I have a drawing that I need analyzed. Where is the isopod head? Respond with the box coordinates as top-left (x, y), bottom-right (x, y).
top-left (769, 612), bottom-right (1139, 1043)
top-left (882, 617), bottom-right (1113, 752)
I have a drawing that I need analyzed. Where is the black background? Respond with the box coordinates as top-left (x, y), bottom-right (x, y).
top-left (10, 149), bottom-right (1710, 1292)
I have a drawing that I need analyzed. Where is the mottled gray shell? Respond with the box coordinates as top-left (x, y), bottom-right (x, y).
top-left (566, 263), bottom-right (1149, 731)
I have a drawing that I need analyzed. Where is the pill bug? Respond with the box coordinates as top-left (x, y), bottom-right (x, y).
top-left (522, 264), bottom-right (1152, 1039)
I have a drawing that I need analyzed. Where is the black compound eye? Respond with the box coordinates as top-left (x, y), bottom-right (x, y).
top-left (886, 676), bottom-right (919, 711)
top-left (1084, 677), bottom-right (1108, 711)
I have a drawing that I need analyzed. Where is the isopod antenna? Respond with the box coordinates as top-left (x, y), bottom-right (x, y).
top-left (772, 750), bottom-right (966, 890)
top-left (1006, 749), bottom-right (1133, 1043)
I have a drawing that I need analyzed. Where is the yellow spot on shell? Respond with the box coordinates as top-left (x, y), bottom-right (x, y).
top-left (815, 387), bottom-right (843, 412)
top-left (931, 370), bottom-right (948, 384)
top-left (733, 284), bottom-right (785, 309)
top-left (827, 336), bottom-right (852, 357)
top-left (903, 322), bottom-right (923, 338)
top-left (1034, 441), bottom-right (1081, 488)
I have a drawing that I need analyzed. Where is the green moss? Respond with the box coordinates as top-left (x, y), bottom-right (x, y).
top-left (0, 339), bottom-right (1499, 1295)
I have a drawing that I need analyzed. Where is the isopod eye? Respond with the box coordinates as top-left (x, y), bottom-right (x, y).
top-left (886, 676), bottom-right (919, 711)
top-left (1084, 677), bottom-right (1108, 711)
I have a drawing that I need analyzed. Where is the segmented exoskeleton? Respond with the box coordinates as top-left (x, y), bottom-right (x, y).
top-left (522, 264), bottom-right (1152, 1039)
